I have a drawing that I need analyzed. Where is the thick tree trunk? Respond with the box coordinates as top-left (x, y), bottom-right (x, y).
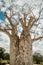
top-left (10, 36), bottom-right (19, 65)
top-left (19, 35), bottom-right (33, 65)
top-left (10, 35), bottom-right (33, 65)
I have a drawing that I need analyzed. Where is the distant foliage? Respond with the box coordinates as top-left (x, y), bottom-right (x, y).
top-left (0, 47), bottom-right (10, 65)
top-left (33, 53), bottom-right (43, 64)
top-left (3, 53), bottom-right (10, 60)
top-left (0, 47), bottom-right (5, 59)
top-left (0, 47), bottom-right (10, 60)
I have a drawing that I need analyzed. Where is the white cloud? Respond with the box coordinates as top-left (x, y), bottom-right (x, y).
top-left (0, 32), bottom-right (10, 53)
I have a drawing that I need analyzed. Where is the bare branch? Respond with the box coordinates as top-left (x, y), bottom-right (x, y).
top-left (29, 18), bottom-right (40, 30)
top-left (19, 18), bottom-right (24, 27)
top-left (19, 13), bottom-right (28, 29)
top-left (28, 16), bottom-right (34, 30)
top-left (32, 36), bottom-right (43, 42)
top-left (23, 13), bottom-right (27, 26)
top-left (0, 29), bottom-right (11, 37)
top-left (28, 9), bottom-right (42, 30)
top-left (0, 28), bottom-right (12, 30)
top-left (4, 12), bottom-right (19, 31)
top-left (4, 12), bottom-right (18, 35)
top-left (4, 12), bottom-right (13, 27)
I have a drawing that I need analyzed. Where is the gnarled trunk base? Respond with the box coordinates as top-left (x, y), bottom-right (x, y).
top-left (18, 36), bottom-right (33, 65)
top-left (10, 36), bottom-right (19, 65)
top-left (10, 36), bottom-right (33, 65)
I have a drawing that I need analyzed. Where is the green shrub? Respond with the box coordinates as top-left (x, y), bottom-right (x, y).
top-left (33, 54), bottom-right (43, 64)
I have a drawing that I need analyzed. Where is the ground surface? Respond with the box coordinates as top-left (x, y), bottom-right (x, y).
top-left (6, 64), bottom-right (37, 65)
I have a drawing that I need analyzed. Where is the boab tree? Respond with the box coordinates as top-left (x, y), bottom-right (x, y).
top-left (0, 0), bottom-right (43, 65)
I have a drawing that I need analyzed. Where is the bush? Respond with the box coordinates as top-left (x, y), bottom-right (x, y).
top-left (3, 53), bottom-right (10, 60)
top-left (0, 47), bottom-right (5, 59)
top-left (0, 47), bottom-right (10, 60)
top-left (33, 53), bottom-right (43, 64)
top-left (0, 47), bottom-right (10, 65)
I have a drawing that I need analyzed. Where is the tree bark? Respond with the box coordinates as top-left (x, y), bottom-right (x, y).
top-left (10, 33), bottom-right (33, 65)
top-left (19, 35), bottom-right (33, 65)
top-left (10, 35), bottom-right (19, 65)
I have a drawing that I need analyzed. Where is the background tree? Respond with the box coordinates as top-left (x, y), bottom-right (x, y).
top-left (33, 53), bottom-right (43, 64)
top-left (0, 47), bottom-right (10, 60)
top-left (0, 0), bottom-right (43, 65)
top-left (0, 47), bottom-right (5, 59)
top-left (0, 47), bottom-right (10, 65)
top-left (3, 53), bottom-right (10, 60)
